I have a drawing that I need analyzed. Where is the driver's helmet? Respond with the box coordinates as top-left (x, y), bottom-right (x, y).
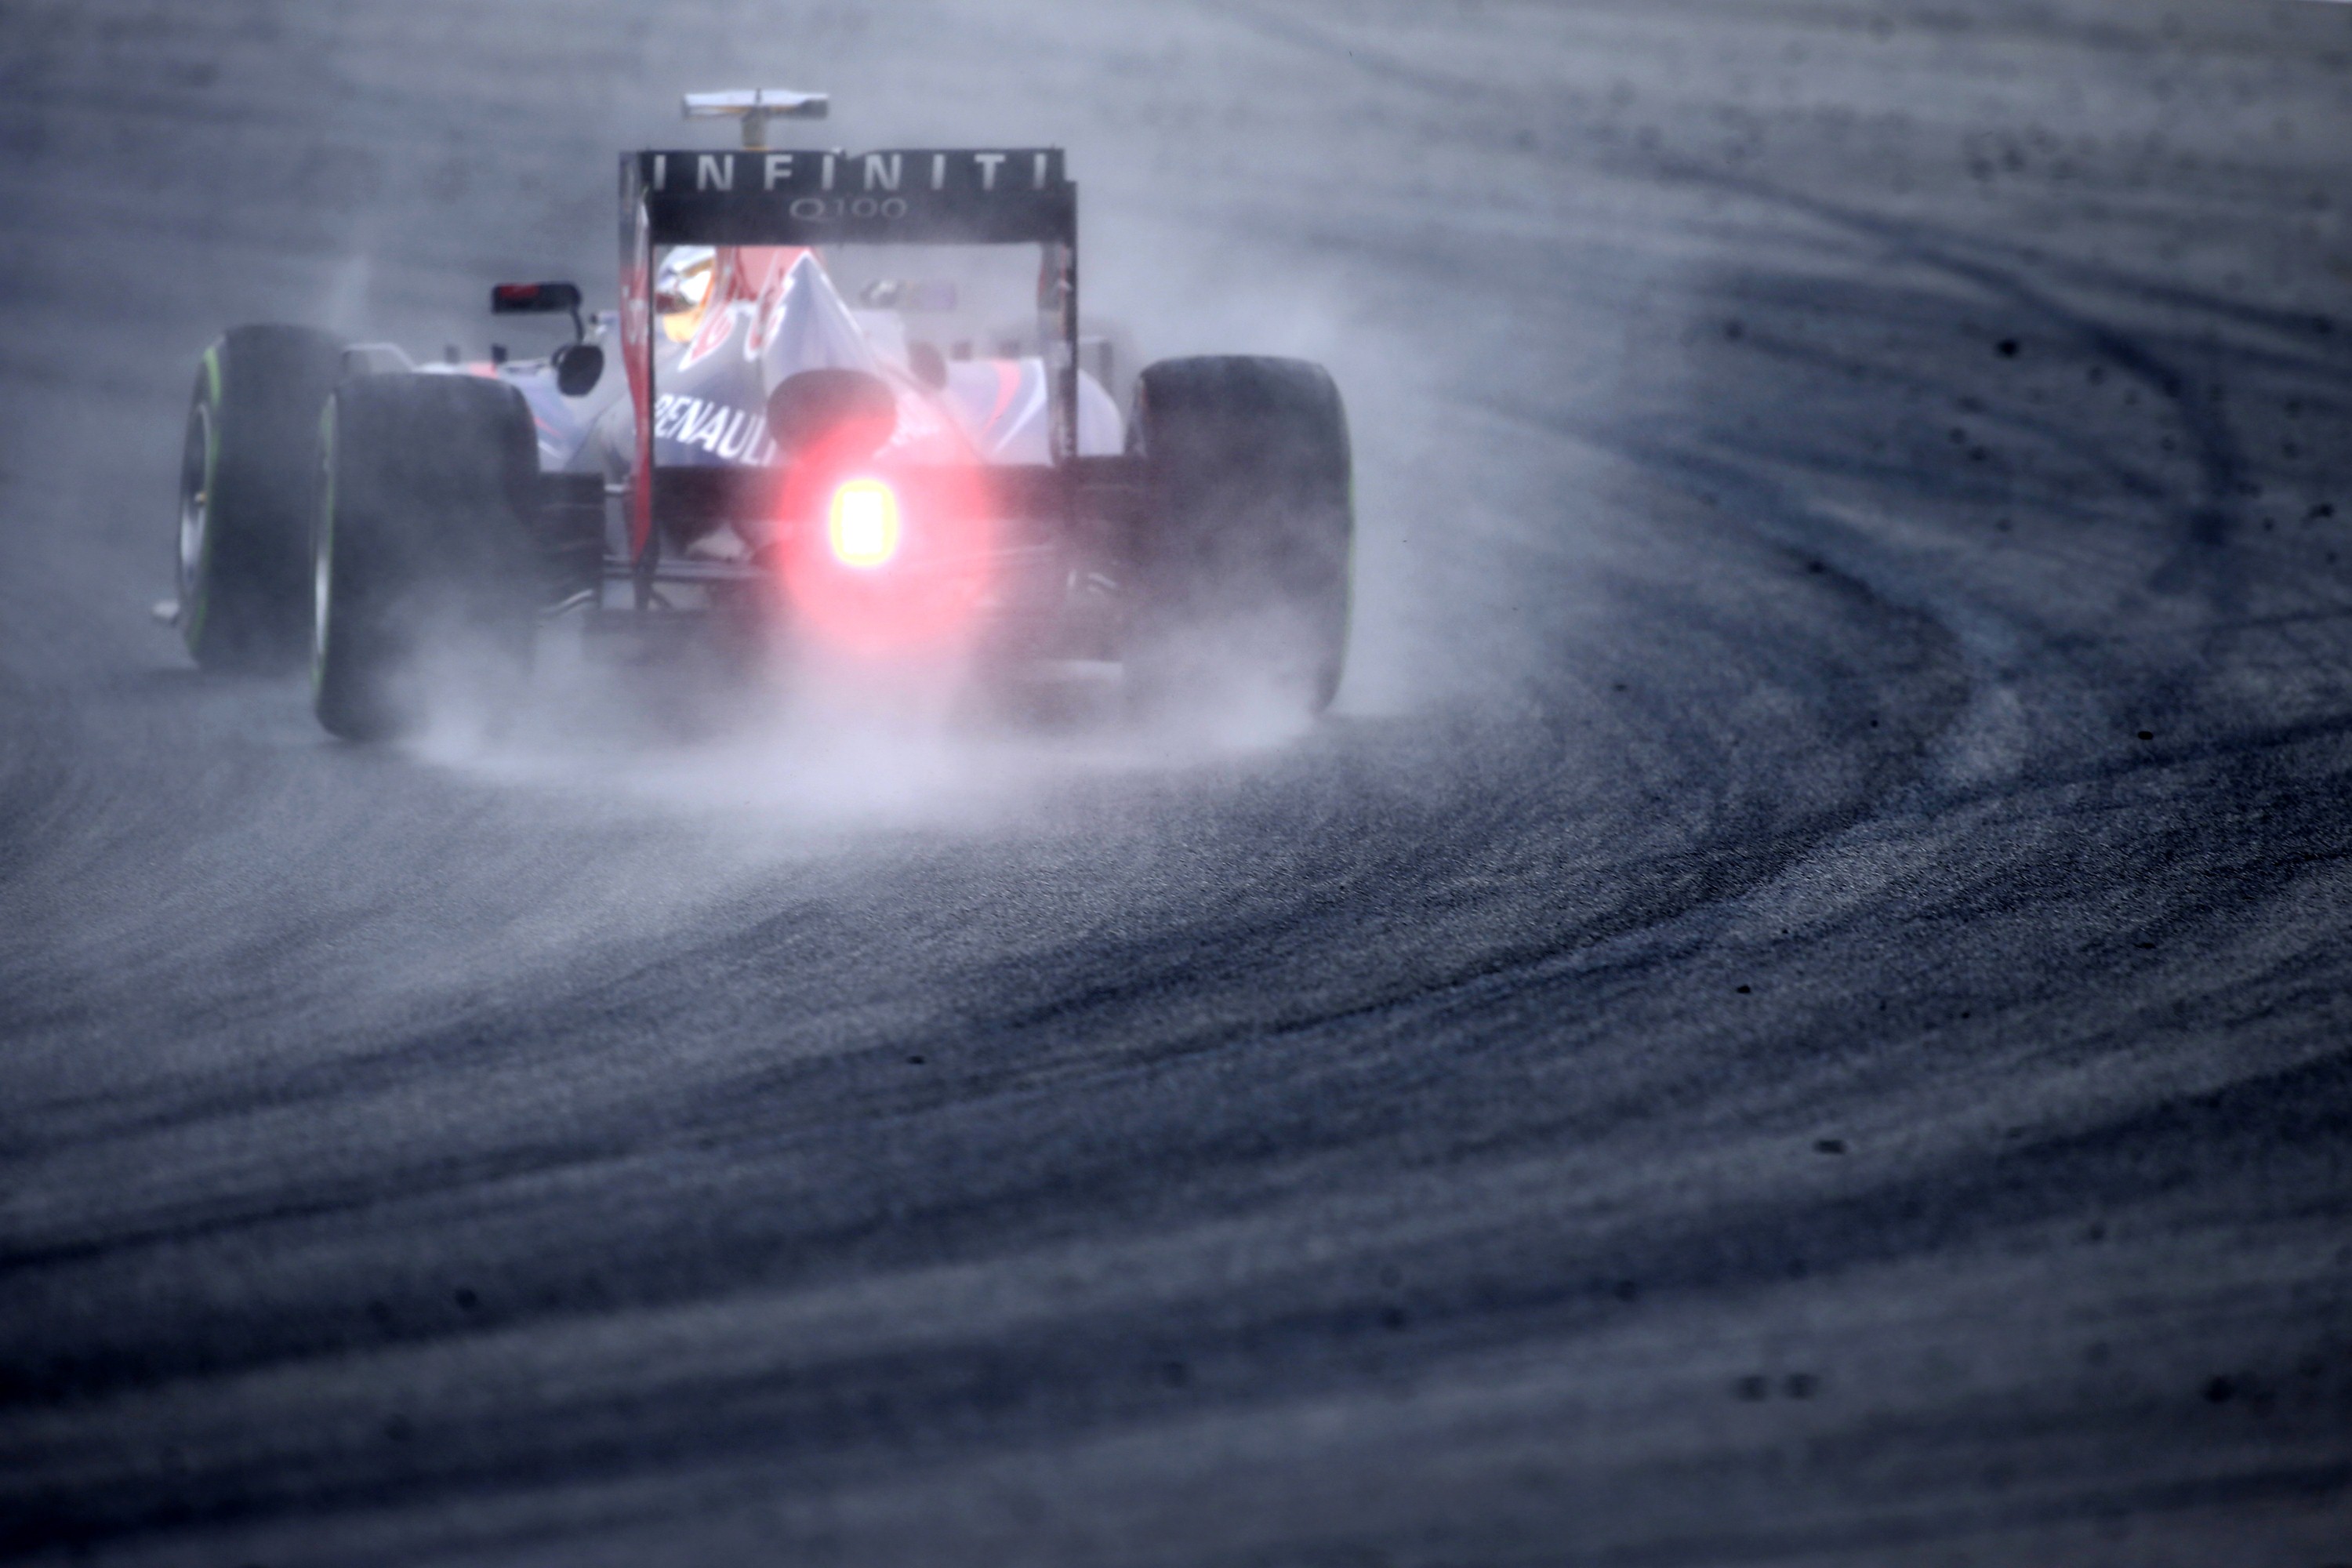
top-left (654, 245), bottom-right (717, 343)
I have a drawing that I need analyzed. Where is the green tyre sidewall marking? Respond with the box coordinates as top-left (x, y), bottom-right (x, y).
top-left (1328, 462), bottom-right (1356, 710)
top-left (182, 343), bottom-right (223, 655)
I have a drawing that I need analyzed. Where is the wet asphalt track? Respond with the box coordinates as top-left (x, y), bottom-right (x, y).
top-left (3, 2), bottom-right (2352, 1563)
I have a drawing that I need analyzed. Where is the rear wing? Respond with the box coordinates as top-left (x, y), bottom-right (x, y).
top-left (616, 147), bottom-right (1080, 564)
top-left (624, 147), bottom-right (1072, 245)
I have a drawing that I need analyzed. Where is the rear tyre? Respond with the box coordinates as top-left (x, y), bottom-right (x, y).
top-left (176, 325), bottom-right (344, 670)
top-left (1126, 355), bottom-right (1353, 717)
top-left (312, 375), bottom-right (540, 742)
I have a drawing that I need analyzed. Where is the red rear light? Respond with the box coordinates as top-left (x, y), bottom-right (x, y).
top-left (772, 463), bottom-right (994, 655)
top-left (826, 478), bottom-right (901, 568)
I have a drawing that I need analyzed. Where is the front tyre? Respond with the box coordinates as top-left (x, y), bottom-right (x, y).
top-left (312, 375), bottom-right (540, 742)
top-left (177, 325), bottom-right (344, 670)
top-left (1127, 356), bottom-right (1353, 717)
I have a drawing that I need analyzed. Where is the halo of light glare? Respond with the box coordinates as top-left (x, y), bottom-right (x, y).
top-left (827, 477), bottom-right (901, 568)
top-left (774, 454), bottom-right (992, 655)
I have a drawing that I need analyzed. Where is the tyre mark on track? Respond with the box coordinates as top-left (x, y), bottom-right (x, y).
top-left (1, 506), bottom-right (1974, 1436)
top-left (10, 1040), bottom-right (2347, 1554)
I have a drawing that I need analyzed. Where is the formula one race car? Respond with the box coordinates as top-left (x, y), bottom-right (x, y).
top-left (169, 89), bottom-right (1353, 739)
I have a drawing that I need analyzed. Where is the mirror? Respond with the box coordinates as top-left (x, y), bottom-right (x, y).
top-left (552, 343), bottom-right (604, 397)
top-left (489, 281), bottom-right (584, 316)
top-left (858, 279), bottom-right (959, 313)
top-left (765, 368), bottom-right (897, 463)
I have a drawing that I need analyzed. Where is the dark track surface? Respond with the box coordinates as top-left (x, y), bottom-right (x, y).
top-left (4, 3), bottom-right (2351, 1563)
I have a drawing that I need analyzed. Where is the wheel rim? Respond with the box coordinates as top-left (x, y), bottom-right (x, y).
top-left (176, 401), bottom-right (212, 607)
